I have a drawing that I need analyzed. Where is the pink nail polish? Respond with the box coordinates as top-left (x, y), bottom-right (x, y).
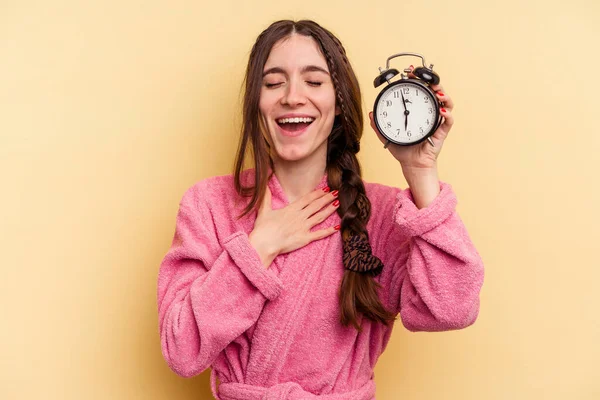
top-left (331, 190), bottom-right (339, 197)
top-left (323, 186), bottom-right (330, 192)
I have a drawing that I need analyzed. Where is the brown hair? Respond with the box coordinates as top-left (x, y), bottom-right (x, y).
top-left (233, 20), bottom-right (396, 331)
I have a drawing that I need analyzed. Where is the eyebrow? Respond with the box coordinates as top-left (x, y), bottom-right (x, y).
top-left (262, 65), bottom-right (330, 77)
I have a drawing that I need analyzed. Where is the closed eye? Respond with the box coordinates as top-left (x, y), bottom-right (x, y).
top-left (307, 81), bottom-right (322, 87)
top-left (265, 82), bottom-right (284, 88)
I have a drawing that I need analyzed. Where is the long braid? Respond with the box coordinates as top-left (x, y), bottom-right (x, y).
top-left (307, 25), bottom-right (395, 330)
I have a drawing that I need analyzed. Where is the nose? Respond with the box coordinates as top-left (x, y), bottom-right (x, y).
top-left (281, 78), bottom-right (306, 107)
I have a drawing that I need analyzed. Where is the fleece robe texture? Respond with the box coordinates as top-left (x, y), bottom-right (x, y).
top-left (157, 168), bottom-right (485, 399)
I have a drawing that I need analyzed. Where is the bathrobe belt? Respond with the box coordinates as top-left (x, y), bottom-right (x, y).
top-left (216, 380), bottom-right (376, 400)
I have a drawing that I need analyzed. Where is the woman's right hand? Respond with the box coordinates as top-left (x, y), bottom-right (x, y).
top-left (249, 186), bottom-right (340, 269)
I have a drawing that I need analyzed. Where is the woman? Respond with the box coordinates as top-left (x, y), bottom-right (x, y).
top-left (157, 19), bottom-right (484, 399)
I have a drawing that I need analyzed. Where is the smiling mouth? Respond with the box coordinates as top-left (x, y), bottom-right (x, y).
top-left (276, 117), bottom-right (315, 134)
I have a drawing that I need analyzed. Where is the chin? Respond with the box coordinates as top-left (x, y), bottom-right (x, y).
top-left (274, 147), bottom-right (311, 162)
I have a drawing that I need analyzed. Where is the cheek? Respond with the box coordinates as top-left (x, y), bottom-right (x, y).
top-left (258, 92), bottom-right (268, 116)
top-left (317, 91), bottom-right (337, 116)
top-left (258, 89), bottom-right (276, 115)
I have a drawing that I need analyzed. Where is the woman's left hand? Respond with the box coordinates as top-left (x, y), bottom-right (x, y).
top-left (368, 65), bottom-right (454, 170)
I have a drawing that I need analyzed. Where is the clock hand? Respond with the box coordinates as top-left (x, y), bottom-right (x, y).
top-left (401, 91), bottom-right (410, 131)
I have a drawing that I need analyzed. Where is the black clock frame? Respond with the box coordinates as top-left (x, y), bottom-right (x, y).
top-left (373, 79), bottom-right (442, 146)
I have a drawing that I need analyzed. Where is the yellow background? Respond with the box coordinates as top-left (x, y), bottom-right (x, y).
top-left (1, 0), bottom-right (598, 399)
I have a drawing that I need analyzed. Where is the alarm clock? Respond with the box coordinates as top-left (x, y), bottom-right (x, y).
top-left (373, 53), bottom-right (443, 148)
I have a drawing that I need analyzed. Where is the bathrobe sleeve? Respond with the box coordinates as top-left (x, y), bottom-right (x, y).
top-left (157, 183), bottom-right (284, 377)
top-left (378, 181), bottom-right (484, 332)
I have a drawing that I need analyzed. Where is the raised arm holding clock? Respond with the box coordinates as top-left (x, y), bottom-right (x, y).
top-left (369, 63), bottom-right (455, 209)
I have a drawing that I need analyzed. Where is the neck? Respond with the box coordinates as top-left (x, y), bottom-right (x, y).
top-left (272, 145), bottom-right (327, 203)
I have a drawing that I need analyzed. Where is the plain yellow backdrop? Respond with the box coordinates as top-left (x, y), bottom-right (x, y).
top-left (1, 0), bottom-right (598, 399)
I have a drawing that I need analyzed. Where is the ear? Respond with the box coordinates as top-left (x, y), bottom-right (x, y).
top-left (335, 105), bottom-right (341, 116)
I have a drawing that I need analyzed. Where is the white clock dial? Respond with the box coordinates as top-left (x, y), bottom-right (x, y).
top-left (375, 82), bottom-right (437, 144)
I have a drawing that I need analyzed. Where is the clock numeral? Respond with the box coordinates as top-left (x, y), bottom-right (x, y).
top-left (424, 97), bottom-right (429, 103)
top-left (393, 91), bottom-right (400, 98)
top-left (383, 111), bottom-right (388, 117)
top-left (416, 90), bottom-right (419, 97)
top-left (386, 122), bottom-right (392, 128)
top-left (407, 130), bottom-right (412, 137)
top-left (419, 127), bottom-right (424, 134)
top-left (403, 87), bottom-right (409, 94)
top-left (428, 107), bottom-right (433, 114)
top-left (426, 119), bottom-right (430, 125)
top-left (386, 100), bottom-right (392, 107)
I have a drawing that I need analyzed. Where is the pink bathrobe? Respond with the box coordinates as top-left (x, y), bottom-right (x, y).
top-left (157, 168), bottom-right (484, 399)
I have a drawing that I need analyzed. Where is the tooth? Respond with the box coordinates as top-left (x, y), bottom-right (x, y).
top-left (277, 117), bottom-right (316, 124)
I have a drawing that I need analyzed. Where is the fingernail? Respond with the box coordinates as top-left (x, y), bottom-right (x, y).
top-left (323, 186), bottom-right (330, 192)
top-left (369, 111), bottom-right (373, 118)
top-left (437, 91), bottom-right (444, 96)
top-left (410, 65), bottom-right (414, 69)
top-left (334, 224), bottom-right (341, 230)
top-left (331, 190), bottom-right (339, 197)
top-left (441, 107), bottom-right (447, 113)
top-left (333, 199), bottom-right (340, 207)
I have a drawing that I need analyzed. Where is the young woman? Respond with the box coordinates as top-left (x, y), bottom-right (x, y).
top-left (157, 19), bottom-right (484, 400)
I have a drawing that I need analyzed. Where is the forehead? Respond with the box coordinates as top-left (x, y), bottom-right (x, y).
top-left (263, 34), bottom-right (329, 72)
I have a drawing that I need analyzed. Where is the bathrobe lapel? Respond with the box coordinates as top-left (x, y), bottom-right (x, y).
top-left (244, 171), bottom-right (341, 385)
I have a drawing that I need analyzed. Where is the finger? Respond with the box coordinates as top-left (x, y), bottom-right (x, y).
top-left (309, 224), bottom-right (340, 242)
top-left (407, 64), bottom-right (417, 79)
top-left (293, 186), bottom-right (330, 210)
top-left (303, 190), bottom-right (338, 217)
top-left (368, 111), bottom-right (388, 146)
top-left (306, 198), bottom-right (340, 225)
top-left (434, 107), bottom-right (454, 141)
top-left (435, 90), bottom-right (454, 111)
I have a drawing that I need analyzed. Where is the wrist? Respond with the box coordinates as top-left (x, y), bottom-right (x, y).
top-left (401, 165), bottom-right (440, 209)
top-left (401, 164), bottom-right (438, 184)
top-left (249, 231), bottom-right (278, 269)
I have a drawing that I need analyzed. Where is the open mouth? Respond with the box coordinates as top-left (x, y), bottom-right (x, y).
top-left (276, 117), bottom-right (315, 135)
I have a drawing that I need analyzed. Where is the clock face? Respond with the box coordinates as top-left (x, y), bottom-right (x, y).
top-left (374, 81), bottom-right (439, 145)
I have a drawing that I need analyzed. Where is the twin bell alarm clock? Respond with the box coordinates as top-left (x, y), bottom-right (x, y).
top-left (372, 52), bottom-right (443, 148)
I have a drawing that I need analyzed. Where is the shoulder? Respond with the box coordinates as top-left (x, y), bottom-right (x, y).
top-left (179, 169), bottom-right (253, 210)
top-left (363, 179), bottom-right (404, 210)
top-left (362, 179), bottom-right (407, 246)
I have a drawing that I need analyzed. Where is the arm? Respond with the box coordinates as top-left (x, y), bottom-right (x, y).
top-left (383, 181), bottom-right (485, 332)
top-left (157, 183), bottom-right (283, 377)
